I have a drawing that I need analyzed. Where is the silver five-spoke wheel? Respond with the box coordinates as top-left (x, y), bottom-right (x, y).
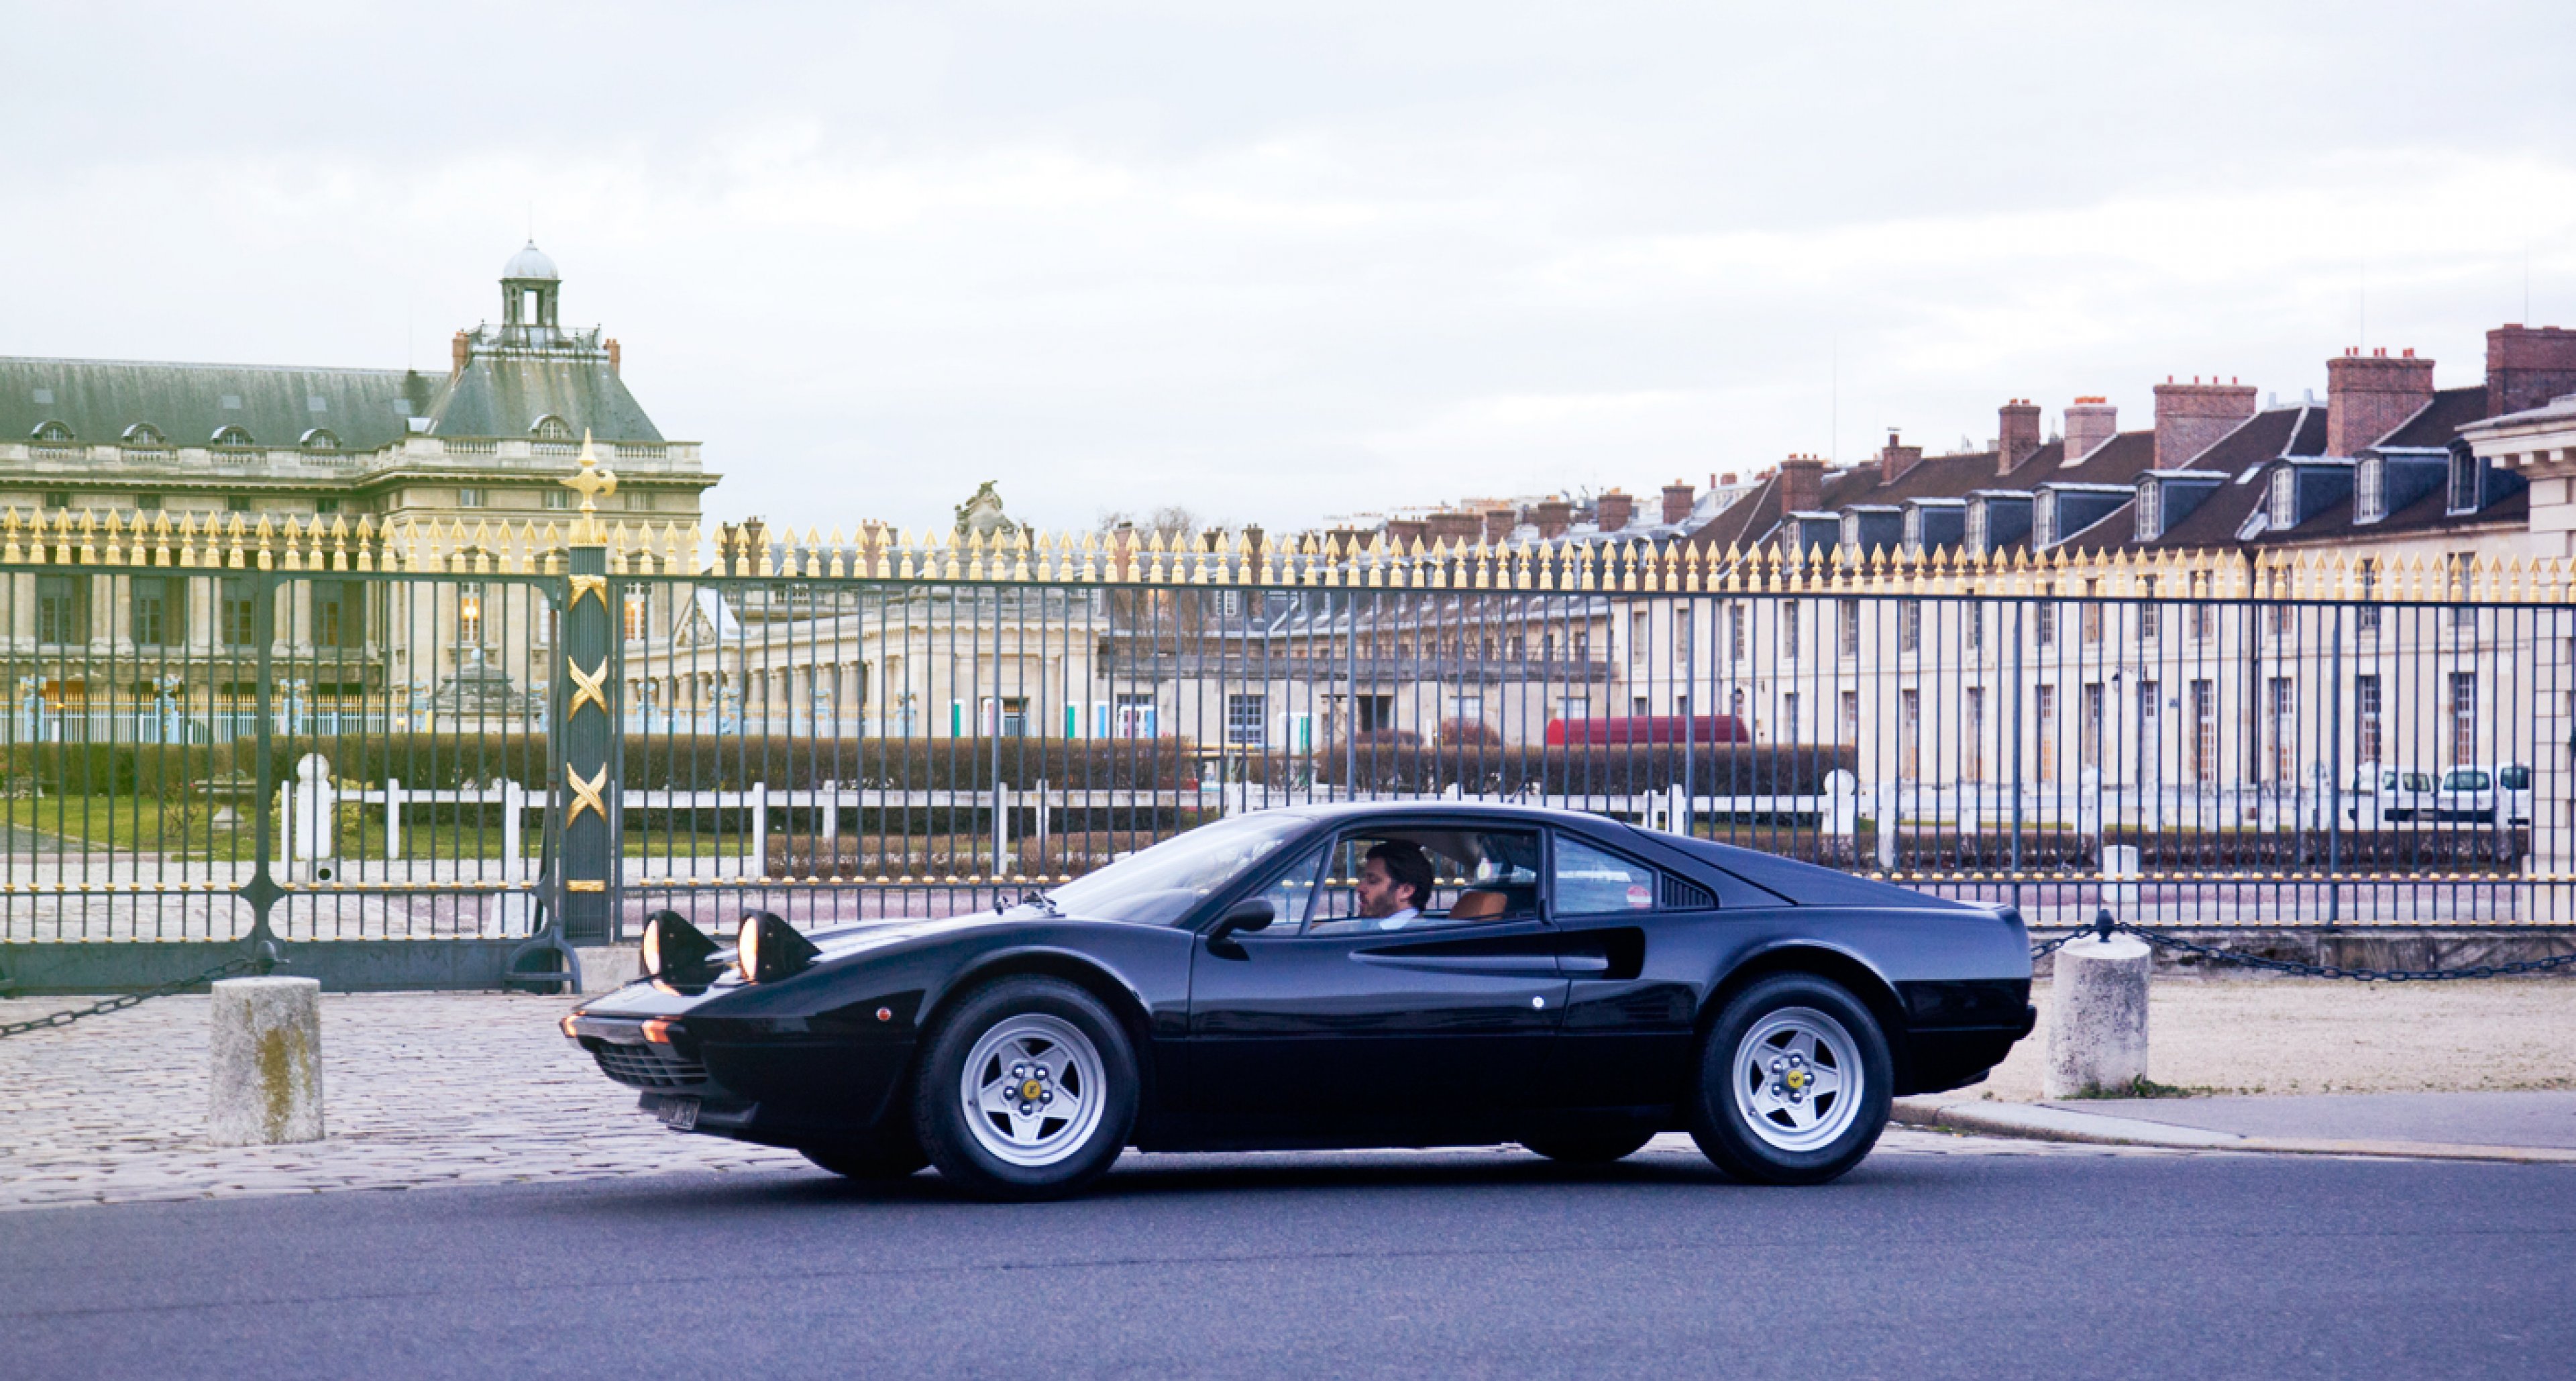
top-left (960, 1013), bottom-right (1106, 1168)
top-left (1731, 1006), bottom-right (1862, 1153)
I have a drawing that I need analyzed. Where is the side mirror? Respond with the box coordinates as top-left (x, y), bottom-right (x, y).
top-left (1205, 898), bottom-right (1275, 956)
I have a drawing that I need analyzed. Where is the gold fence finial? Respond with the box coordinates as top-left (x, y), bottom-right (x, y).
top-left (561, 431), bottom-right (619, 543)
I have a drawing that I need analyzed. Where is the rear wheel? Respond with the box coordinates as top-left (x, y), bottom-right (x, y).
top-left (1687, 974), bottom-right (1890, 1185)
top-left (915, 976), bottom-right (1138, 1201)
top-left (1520, 1127), bottom-right (1657, 1164)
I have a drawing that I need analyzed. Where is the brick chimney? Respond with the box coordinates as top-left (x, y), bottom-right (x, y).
top-left (2153, 375), bottom-right (2258, 469)
top-left (450, 329), bottom-right (470, 379)
top-left (1998, 398), bottom-right (2043, 475)
top-left (606, 338), bottom-right (622, 375)
top-left (1877, 433), bottom-right (1923, 486)
top-left (2326, 347), bottom-right (2436, 456)
top-left (1533, 499), bottom-right (1573, 540)
top-left (1485, 507), bottom-right (1517, 544)
top-left (1425, 510), bottom-right (1480, 547)
top-left (2487, 325), bottom-right (2576, 418)
top-left (2064, 397), bottom-right (2118, 462)
top-left (1779, 456), bottom-right (1824, 514)
top-left (1386, 517), bottom-right (1428, 550)
top-left (1596, 490), bottom-right (1635, 532)
top-left (1660, 480), bottom-right (1695, 525)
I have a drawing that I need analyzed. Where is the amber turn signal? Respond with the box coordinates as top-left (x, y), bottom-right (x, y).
top-left (641, 1018), bottom-right (680, 1045)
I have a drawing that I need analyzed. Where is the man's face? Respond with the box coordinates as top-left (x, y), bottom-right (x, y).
top-left (1356, 856), bottom-right (1412, 918)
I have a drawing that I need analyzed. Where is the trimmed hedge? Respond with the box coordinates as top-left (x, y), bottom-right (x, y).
top-left (1309, 743), bottom-right (1857, 795)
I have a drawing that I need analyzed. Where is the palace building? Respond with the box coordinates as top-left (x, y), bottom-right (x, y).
top-left (0, 242), bottom-right (712, 531)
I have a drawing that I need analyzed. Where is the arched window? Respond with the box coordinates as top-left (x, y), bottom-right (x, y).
top-left (530, 415), bottom-right (574, 441)
top-left (31, 420), bottom-right (72, 442)
top-left (300, 427), bottom-right (341, 450)
top-left (122, 422), bottom-right (165, 446)
top-left (212, 425), bottom-right (256, 447)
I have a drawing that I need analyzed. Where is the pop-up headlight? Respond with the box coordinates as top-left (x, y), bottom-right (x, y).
top-left (641, 910), bottom-right (718, 984)
top-left (737, 911), bottom-right (820, 984)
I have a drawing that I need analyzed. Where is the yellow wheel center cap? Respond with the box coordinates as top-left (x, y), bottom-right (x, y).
top-left (1785, 1070), bottom-right (1807, 1091)
top-left (1020, 1079), bottom-right (1044, 1101)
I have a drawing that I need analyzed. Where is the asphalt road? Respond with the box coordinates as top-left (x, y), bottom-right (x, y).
top-left (5, 1142), bottom-right (2572, 1379)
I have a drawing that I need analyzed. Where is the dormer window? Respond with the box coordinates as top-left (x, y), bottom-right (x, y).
top-left (122, 423), bottom-right (164, 446)
top-left (2135, 479), bottom-right (2161, 542)
top-left (212, 425), bottom-right (256, 448)
top-left (1966, 501), bottom-right (1988, 554)
top-left (2448, 451), bottom-right (2482, 515)
top-left (300, 427), bottom-right (341, 450)
top-left (2033, 492), bottom-right (2056, 548)
top-left (1902, 508), bottom-right (1922, 551)
top-left (531, 415), bottom-right (574, 441)
top-left (32, 420), bottom-right (72, 442)
top-left (2269, 468), bottom-right (2296, 529)
top-left (2357, 456), bottom-right (2385, 523)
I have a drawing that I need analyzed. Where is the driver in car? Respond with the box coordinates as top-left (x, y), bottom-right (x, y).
top-left (1355, 840), bottom-right (1436, 930)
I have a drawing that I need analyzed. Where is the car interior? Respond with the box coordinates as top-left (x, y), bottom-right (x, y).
top-left (1299, 828), bottom-right (1545, 934)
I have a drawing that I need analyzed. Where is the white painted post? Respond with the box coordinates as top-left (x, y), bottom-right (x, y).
top-left (384, 777), bottom-right (404, 861)
top-left (208, 976), bottom-right (325, 1145)
top-left (1034, 778), bottom-right (1051, 873)
top-left (2044, 931), bottom-right (2151, 1099)
top-left (2101, 843), bottom-right (2141, 913)
top-left (995, 782), bottom-right (1016, 876)
top-left (1872, 781), bottom-right (1899, 870)
top-left (1667, 782), bottom-right (1688, 837)
top-left (1822, 769), bottom-right (1858, 843)
top-left (501, 782), bottom-right (525, 882)
top-left (749, 782), bottom-right (769, 878)
top-left (284, 753), bottom-right (337, 882)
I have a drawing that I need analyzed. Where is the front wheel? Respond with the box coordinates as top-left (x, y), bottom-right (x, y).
top-left (1687, 974), bottom-right (1891, 1185)
top-left (915, 976), bottom-right (1138, 1201)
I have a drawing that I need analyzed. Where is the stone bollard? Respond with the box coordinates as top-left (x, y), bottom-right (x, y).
top-left (209, 976), bottom-right (326, 1146)
top-left (2044, 932), bottom-right (2151, 1099)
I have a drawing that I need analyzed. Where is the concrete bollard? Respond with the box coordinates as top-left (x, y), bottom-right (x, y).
top-left (209, 976), bottom-right (326, 1146)
top-left (2044, 933), bottom-right (2151, 1099)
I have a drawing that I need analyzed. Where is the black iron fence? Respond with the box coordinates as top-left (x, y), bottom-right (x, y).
top-left (1, 500), bottom-right (2570, 996)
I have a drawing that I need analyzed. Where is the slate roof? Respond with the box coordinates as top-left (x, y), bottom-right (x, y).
top-left (0, 357), bottom-right (439, 451)
top-left (2365, 386), bottom-right (2487, 453)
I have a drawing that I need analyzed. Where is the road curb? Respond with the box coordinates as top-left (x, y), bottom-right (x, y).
top-left (1891, 1096), bottom-right (2576, 1165)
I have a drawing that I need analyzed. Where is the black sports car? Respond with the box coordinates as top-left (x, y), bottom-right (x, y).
top-left (563, 803), bottom-right (2035, 1199)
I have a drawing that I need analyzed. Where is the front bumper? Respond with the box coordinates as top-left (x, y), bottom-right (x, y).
top-left (562, 1007), bottom-right (914, 1147)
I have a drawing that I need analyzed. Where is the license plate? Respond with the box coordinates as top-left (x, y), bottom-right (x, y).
top-left (657, 1096), bottom-right (700, 1131)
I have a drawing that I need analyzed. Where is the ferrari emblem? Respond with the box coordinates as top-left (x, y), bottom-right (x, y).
top-left (1020, 1079), bottom-right (1044, 1101)
top-left (1785, 1070), bottom-right (1807, 1092)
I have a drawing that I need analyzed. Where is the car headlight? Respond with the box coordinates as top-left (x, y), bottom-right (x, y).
top-left (737, 911), bottom-right (820, 984)
top-left (641, 911), bottom-right (718, 984)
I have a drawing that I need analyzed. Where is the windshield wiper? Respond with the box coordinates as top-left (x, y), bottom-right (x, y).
top-left (1000, 889), bottom-right (1061, 917)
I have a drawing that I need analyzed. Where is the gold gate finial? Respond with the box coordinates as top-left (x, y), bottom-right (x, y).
top-left (561, 431), bottom-right (619, 543)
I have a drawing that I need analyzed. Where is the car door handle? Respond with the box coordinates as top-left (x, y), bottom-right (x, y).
top-left (1354, 952), bottom-right (1561, 976)
top-left (1558, 953), bottom-right (1611, 975)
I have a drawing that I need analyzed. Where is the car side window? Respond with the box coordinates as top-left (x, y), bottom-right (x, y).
top-left (1242, 843), bottom-right (1329, 936)
top-left (1553, 836), bottom-right (1660, 916)
top-left (1307, 828), bottom-right (1544, 935)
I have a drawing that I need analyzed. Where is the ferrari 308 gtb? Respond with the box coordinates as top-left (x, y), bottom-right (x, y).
top-left (562, 803), bottom-right (2035, 1200)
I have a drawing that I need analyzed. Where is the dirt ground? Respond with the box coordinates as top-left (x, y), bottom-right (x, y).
top-left (1972, 976), bottom-right (2576, 1101)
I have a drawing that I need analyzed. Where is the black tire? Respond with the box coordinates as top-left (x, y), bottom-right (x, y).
top-left (799, 1133), bottom-right (928, 1181)
top-left (1520, 1127), bottom-right (1658, 1164)
top-left (914, 976), bottom-right (1138, 1201)
top-left (1686, 973), bottom-right (1892, 1186)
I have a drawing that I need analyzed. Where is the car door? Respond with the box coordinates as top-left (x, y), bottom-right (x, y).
top-left (1186, 821), bottom-right (1568, 1131)
top-left (1544, 829), bottom-right (1707, 1111)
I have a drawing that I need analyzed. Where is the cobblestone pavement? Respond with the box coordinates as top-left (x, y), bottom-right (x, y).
top-left (0, 991), bottom-right (2192, 1212)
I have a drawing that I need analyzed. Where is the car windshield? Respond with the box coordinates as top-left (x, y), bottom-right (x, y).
top-left (2443, 769), bottom-right (2490, 790)
top-left (1040, 815), bottom-right (1313, 926)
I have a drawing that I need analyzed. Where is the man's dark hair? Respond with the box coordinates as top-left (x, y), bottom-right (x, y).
top-left (1364, 839), bottom-right (1436, 909)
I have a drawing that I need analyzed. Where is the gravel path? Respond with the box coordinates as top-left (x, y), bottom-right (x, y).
top-left (1972, 976), bottom-right (2576, 1101)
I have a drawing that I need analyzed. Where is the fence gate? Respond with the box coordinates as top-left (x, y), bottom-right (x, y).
top-left (0, 514), bottom-right (610, 995)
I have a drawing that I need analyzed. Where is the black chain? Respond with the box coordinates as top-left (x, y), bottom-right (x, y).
top-left (2031, 914), bottom-right (2576, 982)
top-left (0, 952), bottom-right (268, 1040)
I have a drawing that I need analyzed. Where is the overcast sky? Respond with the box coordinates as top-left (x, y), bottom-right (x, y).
top-left (5, 1), bottom-right (2571, 535)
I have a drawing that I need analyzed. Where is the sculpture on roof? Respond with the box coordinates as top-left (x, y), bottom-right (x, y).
top-left (954, 480), bottom-right (1018, 540)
